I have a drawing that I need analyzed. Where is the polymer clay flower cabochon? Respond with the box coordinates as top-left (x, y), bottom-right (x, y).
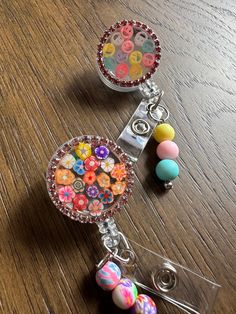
top-left (46, 135), bottom-right (134, 223)
top-left (97, 19), bottom-right (161, 88)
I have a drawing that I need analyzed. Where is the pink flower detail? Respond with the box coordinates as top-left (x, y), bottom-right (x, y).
top-left (58, 186), bottom-right (75, 203)
top-left (88, 199), bottom-right (104, 216)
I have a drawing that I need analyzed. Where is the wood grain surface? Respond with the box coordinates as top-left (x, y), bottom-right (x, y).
top-left (1, 0), bottom-right (236, 313)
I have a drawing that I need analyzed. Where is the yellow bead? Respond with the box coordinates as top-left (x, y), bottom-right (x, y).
top-left (102, 43), bottom-right (116, 57)
top-left (153, 123), bottom-right (175, 143)
top-left (129, 64), bottom-right (143, 80)
top-left (129, 50), bottom-right (143, 64)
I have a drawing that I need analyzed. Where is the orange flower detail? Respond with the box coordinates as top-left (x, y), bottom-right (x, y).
top-left (111, 181), bottom-right (126, 195)
top-left (97, 172), bottom-right (111, 188)
top-left (55, 169), bottom-right (75, 185)
top-left (110, 163), bottom-right (127, 181)
top-left (83, 171), bottom-right (96, 185)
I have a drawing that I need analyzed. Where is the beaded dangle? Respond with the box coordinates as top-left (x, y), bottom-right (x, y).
top-left (153, 121), bottom-right (179, 189)
top-left (46, 19), bottom-right (220, 313)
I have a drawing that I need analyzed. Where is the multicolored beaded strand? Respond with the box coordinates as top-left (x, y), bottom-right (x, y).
top-left (96, 261), bottom-right (157, 313)
top-left (153, 123), bottom-right (180, 189)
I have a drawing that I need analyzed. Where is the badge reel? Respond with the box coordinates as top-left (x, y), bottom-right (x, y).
top-left (46, 20), bottom-right (220, 313)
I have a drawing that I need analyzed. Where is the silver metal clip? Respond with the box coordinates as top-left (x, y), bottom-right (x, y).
top-left (116, 90), bottom-right (168, 162)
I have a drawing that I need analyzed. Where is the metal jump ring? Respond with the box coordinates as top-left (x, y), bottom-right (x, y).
top-left (148, 104), bottom-right (169, 122)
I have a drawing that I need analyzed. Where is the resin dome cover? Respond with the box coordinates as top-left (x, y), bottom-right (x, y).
top-left (97, 19), bottom-right (161, 88)
top-left (46, 135), bottom-right (134, 223)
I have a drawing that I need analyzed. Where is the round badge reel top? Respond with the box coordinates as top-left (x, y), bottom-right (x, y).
top-left (46, 135), bottom-right (134, 223)
top-left (97, 20), bottom-right (161, 92)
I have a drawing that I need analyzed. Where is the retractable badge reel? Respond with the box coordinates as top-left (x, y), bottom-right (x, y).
top-left (46, 20), bottom-right (220, 313)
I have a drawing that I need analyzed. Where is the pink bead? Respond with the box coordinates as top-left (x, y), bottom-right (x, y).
top-left (156, 140), bottom-right (179, 160)
top-left (142, 53), bottom-right (155, 67)
top-left (115, 63), bottom-right (129, 79)
top-left (121, 40), bottom-right (134, 54)
top-left (120, 25), bottom-right (134, 39)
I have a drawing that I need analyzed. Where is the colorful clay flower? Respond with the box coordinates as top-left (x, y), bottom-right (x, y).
top-left (60, 154), bottom-right (76, 169)
top-left (73, 159), bottom-right (85, 175)
top-left (95, 145), bottom-right (109, 160)
top-left (55, 169), bottom-right (75, 185)
top-left (110, 163), bottom-right (127, 181)
top-left (97, 172), bottom-right (111, 188)
top-left (73, 178), bottom-right (85, 193)
top-left (84, 156), bottom-right (100, 171)
top-left (75, 142), bottom-right (92, 160)
top-left (99, 189), bottom-right (114, 204)
top-left (88, 199), bottom-right (104, 216)
top-left (73, 194), bottom-right (88, 211)
top-left (58, 186), bottom-right (75, 203)
top-left (83, 171), bottom-right (96, 185)
top-left (111, 181), bottom-right (126, 195)
top-left (101, 157), bottom-right (115, 173)
top-left (86, 185), bottom-right (99, 198)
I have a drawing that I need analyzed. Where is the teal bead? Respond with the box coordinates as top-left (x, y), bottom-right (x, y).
top-left (155, 159), bottom-right (179, 181)
top-left (142, 39), bottom-right (155, 53)
top-left (104, 57), bottom-right (117, 71)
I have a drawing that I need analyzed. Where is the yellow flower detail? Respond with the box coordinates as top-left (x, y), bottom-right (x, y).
top-left (75, 142), bottom-right (92, 160)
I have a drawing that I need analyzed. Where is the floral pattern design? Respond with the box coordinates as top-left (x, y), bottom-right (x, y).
top-left (73, 178), bottom-right (85, 193)
top-left (111, 181), bottom-right (126, 195)
top-left (131, 294), bottom-right (157, 314)
top-left (75, 142), bottom-right (92, 160)
top-left (99, 189), bottom-right (114, 204)
top-left (86, 185), bottom-right (99, 198)
top-left (73, 194), bottom-right (88, 211)
top-left (55, 169), bottom-right (75, 185)
top-left (60, 154), bottom-right (76, 169)
top-left (83, 171), bottom-right (96, 185)
top-left (111, 163), bottom-right (127, 181)
top-left (101, 157), bottom-right (115, 173)
top-left (84, 156), bottom-right (100, 171)
top-left (88, 199), bottom-right (104, 216)
top-left (58, 186), bottom-right (75, 203)
top-left (53, 140), bottom-right (130, 216)
top-left (95, 145), bottom-right (109, 159)
top-left (97, 172), bottom-right (111, 188)
top-left (73, 159), bottom-right (85, 175)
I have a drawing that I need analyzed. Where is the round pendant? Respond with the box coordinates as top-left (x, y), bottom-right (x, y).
top-left (46, 135), bottom-right (134, 223)
top-left (97, 20), bottom-right (161, 92)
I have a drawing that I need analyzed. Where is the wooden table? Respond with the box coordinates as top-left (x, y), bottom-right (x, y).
top-left (1, 0), bottom-right (236, 313)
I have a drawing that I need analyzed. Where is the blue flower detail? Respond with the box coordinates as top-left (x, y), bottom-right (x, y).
top-left (99, 189), bottom-right (114, 204)
top-left (73, 159), bottom-right (85, 175)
